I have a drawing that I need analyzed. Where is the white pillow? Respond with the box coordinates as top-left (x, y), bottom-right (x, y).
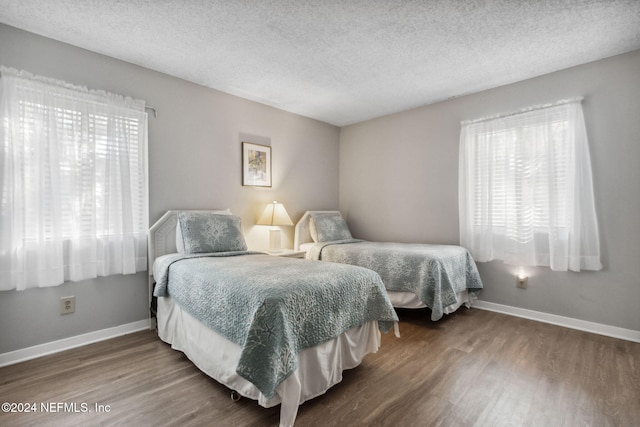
top-left (176, 209), bottom-right (232, 253)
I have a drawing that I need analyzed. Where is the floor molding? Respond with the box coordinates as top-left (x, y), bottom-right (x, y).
top-left (0, 319), bottom-right (151, 367)
top-left (473, 300), bottom-right (640, 343)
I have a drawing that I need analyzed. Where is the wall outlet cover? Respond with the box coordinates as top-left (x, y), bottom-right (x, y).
top-left (60, 296), bottom-right (76, 314)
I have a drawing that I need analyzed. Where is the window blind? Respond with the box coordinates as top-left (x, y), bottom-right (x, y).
top-left (0, 66), bottom-right (148, 290)
top-left (459, 99), bottom-right (601, 272)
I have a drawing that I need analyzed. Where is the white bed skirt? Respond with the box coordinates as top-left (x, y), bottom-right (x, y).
top-left (156, 297), bottom-right (381, 427)
top-left (387, 289), bottom-right (475, 314)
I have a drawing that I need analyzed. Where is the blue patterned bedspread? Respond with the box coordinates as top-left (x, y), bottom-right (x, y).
top-left (306, 240), bottom-right (483, 321)
top-left (153, 251), bottom-right (397, 398)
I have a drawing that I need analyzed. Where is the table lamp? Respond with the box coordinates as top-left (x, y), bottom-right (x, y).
top-left (257, 201), bottom-right (294, 252)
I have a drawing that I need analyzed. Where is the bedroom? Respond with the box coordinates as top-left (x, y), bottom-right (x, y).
top-left (0, 1), bottom-right (639, 426)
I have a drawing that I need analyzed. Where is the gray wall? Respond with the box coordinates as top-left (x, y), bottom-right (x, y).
top-left (340, 49), bottom-right (640, 332)
top-left (0, 24), bottom-right (340, 354)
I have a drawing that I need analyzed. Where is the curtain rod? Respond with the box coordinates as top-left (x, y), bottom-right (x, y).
top-left (1, 67), bottom-right (157, 118)
top-left (461, 96), bottom-right (583, 125)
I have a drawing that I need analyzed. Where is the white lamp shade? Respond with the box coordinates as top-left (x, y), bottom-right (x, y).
top-left (257, 201), bottom-right (294, 226)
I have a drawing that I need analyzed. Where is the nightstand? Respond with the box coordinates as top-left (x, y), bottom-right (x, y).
top-left (265, 249), bottom-right (306, 258)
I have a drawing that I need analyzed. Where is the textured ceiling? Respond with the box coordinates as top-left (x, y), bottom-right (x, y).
top-left (1, 0), bottom-right (639, 126)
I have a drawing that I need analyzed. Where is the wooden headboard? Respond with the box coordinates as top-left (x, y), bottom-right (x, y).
top-left (294, 210), bottom-right (341, 251)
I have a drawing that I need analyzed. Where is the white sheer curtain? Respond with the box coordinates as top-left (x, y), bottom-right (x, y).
top-left (0, 67), bottom-right (148, 291)
top-left (458, 98), bottom-right (601, 272)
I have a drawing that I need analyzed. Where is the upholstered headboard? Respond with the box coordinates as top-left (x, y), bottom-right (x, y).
top-left (293, 210), bottom-right (341, 251)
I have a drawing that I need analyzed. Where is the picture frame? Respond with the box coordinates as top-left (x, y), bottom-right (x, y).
top-left (242, 142), bottom-right (272, 187)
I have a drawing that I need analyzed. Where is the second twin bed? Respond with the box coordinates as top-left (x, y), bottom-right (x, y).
top-left (295, 210), bottom-right (483, 321)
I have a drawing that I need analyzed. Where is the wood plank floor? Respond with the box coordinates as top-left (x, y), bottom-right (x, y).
top-left (1, 308), bottom-right (639, 427)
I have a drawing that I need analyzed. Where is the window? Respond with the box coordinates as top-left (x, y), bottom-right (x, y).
top-left (458, 98), bottom-right (601, 272)
top-left (0, 67), bottom-right (148, 291)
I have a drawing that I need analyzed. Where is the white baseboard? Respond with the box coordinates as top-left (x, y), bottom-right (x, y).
top-left (0, 319), bottom-right (152, 368)
top-left (473, 300), bottom-right (640, 343)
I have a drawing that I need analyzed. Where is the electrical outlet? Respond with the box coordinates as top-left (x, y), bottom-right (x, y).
top-left (60, 296), bottom-right (75, 314)
top-left (516, 276), bottom-right (528, 289)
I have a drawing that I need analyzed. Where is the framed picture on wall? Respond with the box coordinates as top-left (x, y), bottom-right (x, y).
top-left (242, 142), bottom-right (272, 187)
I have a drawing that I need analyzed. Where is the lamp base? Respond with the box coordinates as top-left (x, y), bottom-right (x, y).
top-left (269, 229), bottom-right (282, 253)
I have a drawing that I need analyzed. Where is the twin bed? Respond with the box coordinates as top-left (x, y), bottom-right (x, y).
top-left (295, 211), bottom-right (483, 321)
top-left (149, 209), bottom-right (482, 426)
top-left (149, 210), bottom-right (398, 427)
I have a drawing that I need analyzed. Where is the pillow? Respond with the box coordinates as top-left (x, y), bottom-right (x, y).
top-left (177, 211), bottom-right (247, 254)
top-left (309, 212), bottom-right (353, 243)
top-left (176, 209), bottom-right (231, 253)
